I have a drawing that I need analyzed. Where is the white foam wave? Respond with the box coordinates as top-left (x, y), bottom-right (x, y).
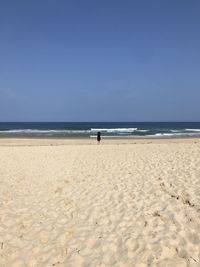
top-left (155, 133), bottom-right (175, 136)
top-left (0, 129), bottom-right (91, 134)
top-left (90, 128), bottom-right (138, 133)
top-left (137, 129), bottom-right (149, 132)
top-left (185, 129), bottom-right (200, 132)
top-left (153, 132), bottom-right (200, 137)
top-left (170, 130), bottom-right (183, 133)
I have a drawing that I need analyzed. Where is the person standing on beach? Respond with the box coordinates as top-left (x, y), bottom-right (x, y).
top-left (97, 131), bottom-right (101, 144)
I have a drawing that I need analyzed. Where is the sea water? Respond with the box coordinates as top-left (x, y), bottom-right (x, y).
top-left (0, 122), bottom-right (200, 138)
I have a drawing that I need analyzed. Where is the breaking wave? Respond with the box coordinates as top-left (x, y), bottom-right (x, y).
top-left (0, 124), bottom-right (200, 138)
top-left (90, 128), bottom-right (138, 133)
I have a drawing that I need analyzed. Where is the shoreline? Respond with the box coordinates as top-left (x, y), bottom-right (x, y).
top-left (0, 137), bottom-right (200, 147)
top-left (0, 135), bottom-right (200, 140)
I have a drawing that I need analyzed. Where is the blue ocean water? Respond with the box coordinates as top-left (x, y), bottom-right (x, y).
top-left (0, 122), bottom-right (200, 138)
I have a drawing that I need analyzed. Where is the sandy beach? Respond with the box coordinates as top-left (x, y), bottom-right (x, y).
top-left (0, 138), bottom-right (200, 267)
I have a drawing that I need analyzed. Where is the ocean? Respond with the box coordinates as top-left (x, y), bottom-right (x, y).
top-left (0, 122), bottom-right (200, 138)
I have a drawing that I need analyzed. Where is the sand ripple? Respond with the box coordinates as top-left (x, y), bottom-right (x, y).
top-left (0, 139), bottom-right (200, 266)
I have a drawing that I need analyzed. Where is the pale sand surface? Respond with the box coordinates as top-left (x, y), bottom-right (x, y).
top-left (0, 138), bottom-right (200, 267)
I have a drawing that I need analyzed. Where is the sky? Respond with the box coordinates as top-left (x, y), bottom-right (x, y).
top-left (0, 0), bottom-right (200, 122)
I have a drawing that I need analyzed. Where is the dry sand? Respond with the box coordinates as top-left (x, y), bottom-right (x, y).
top-left (0, 138), bottom-right (200, 267)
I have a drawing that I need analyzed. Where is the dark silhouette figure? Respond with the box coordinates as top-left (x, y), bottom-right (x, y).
top-left (97, 131), bottom-right (101, 143)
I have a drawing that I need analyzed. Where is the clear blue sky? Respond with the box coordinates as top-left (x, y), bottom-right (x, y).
top-left (0, 0), bottom-right (200, 122)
